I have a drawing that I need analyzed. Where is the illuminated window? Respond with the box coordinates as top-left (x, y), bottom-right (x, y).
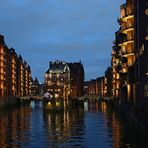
top-left (0, 56), bottom-right (3, 60)
top-left (0, 48), bottom-right (4, 54)
top-left (144, 84), bottom-right (148, 97)
top-left (0, 62), bottom-right (3, 67)
top-left (0, 74), bottom-right (3, 80)
top-left (116, 73), bottom-right (120, 79)
top-left (0, 69), bottom-right (3, 73)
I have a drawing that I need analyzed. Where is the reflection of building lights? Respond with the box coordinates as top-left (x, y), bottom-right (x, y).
top-left (30, 101), bottom-right (35, 108)
top-left (48, 102), bottom-right (51, 105)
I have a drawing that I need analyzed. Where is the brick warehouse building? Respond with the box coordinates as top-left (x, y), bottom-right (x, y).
top-left (44, 60), bottom-right (84, 99)
top-left (111, 0), bottom-right (148, 103)
top-left (0, 35), bottom-right (32, 98)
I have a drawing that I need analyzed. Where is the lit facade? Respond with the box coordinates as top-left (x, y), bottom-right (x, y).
top-left (97, 77), bottom-right (105, 97)
top-left (45, 60), bottom-right (84, 99)
top-left (45, 61), bottom-right (71, 99)
top-left (112, 44), bottom-right (120, 99)
top-left (16, 55), bottom-right (24, 96)
top-left (111, 0), bottom-right (135, 102)
top-left (118, 0), bottom-right (135, 102)
top-left (112, 0), bottom-right (148, 103)
top-left (0, 34), bottom-right (32, 98)
top-left (86, 77), bottom-right (105, 97)
top-left (88, 79), bottom-right (97, 95)
top-left (10, 48), bottom-right (17, 96)
top-left (0, 35), bottom-right (5, 97)
top-left (23, 61), bottom-right (31, 96)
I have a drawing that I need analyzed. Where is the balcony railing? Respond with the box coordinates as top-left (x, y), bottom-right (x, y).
top-left (122, 49), bottom-right (134, 57)
top-left (120, 26), bottom-right (134, 34)
top-left (117, 12), bottom-right (134, 24)
top-left (119, 38), bottom-right (134, 46)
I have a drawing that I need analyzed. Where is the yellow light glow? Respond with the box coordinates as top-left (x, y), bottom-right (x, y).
top-left (55, 94), bottom-right (59, 98)
top-left (56, 102), bottom-right (60, 106)
top-left (145, 36), bottom-right (148, 41)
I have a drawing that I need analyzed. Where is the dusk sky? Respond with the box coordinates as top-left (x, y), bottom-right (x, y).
top-left (0, 0), bottom-right (124, 82)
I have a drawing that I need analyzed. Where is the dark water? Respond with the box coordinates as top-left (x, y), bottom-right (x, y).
top-left (0, 101), bottom-right (147, 148)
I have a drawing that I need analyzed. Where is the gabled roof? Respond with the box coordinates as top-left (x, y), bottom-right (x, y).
top-left (46, 60), bottom-right (70, 73)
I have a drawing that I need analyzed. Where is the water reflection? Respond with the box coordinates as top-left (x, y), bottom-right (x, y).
top-left (0, 101), bottom-right (147, 148)
top-left (43, 108), bottom-right (85, 147)
top-left (0, 106), bottom-right (31, 147)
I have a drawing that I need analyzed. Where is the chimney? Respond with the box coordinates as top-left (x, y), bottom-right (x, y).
top-left (0, 34), bottom-right (5, 45)
top-left (49, 61), bottom-right (52, 68)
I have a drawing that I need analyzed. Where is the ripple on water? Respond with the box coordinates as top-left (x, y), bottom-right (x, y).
top-left (0, 102), bottom-right (148, 148)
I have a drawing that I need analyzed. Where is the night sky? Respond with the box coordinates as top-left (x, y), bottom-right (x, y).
top-left (0, 0), bottom-right (124, 82)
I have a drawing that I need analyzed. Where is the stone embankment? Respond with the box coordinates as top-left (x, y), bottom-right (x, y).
top-left (0, 96), bottom-right (19, 109)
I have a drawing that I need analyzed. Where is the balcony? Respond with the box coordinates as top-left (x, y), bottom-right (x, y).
top-left (122, 49), bottom-right (134, 57)
top-left (117, 9), bottom-right (134, 24)
top-left (122, 14), bottom-right (134, 21)
top-left (121, 26), bottom-right (134, 34)
top-left (119, 37), bottom-right (134, 46)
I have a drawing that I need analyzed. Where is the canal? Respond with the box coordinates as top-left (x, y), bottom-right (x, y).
top-left (0, 100), bottom-right (147, 148)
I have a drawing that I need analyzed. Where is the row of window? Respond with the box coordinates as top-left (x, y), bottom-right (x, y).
top-left (144, 84), bottom-right (148, 97)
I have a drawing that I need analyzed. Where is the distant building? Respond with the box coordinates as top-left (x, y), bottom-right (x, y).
top-left (23, 61), bottom-right (31, 96)
top-left (45, 61), bottom-right (71, 99)
top-left (97, 77), bottom-right (105, 97)
top-left (68, 62), bottom-right (84, 98)
top-left (44, 60), bottom-right (84, 99)
top-left (31, 77), bottom-right (42, 95)
top-left (85, 76), bottom-right (105, 97)
top-left (84, 81), bottom-right (88, 95)
top-left (0, 35), bottom-right (6, 97)
top-left (16, 55), bottom-right (24, 96)
top-left (104, 67), bottom-right (113, 98)
top-left (88, 79), bottom-right (97, 95)
top-left (10, 48), bottom-right (18, 96)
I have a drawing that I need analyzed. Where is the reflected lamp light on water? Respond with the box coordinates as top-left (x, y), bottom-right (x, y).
top-left (30, 101), bottom-right (35, 108)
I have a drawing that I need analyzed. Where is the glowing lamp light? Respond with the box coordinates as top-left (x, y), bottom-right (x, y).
top-left (55, 94), bottom-right (59, 98)
top-left (56, 102), bottom-right (60, 106)
top-left (145, 36), bottom-right (148, 41)
top-left (145, 9), bottom-right (148, 16)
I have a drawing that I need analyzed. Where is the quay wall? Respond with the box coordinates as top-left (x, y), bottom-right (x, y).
top-left (111, 99), bottom-right (148, 140)
top-left (0, 96), bottom-right (20, 109)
